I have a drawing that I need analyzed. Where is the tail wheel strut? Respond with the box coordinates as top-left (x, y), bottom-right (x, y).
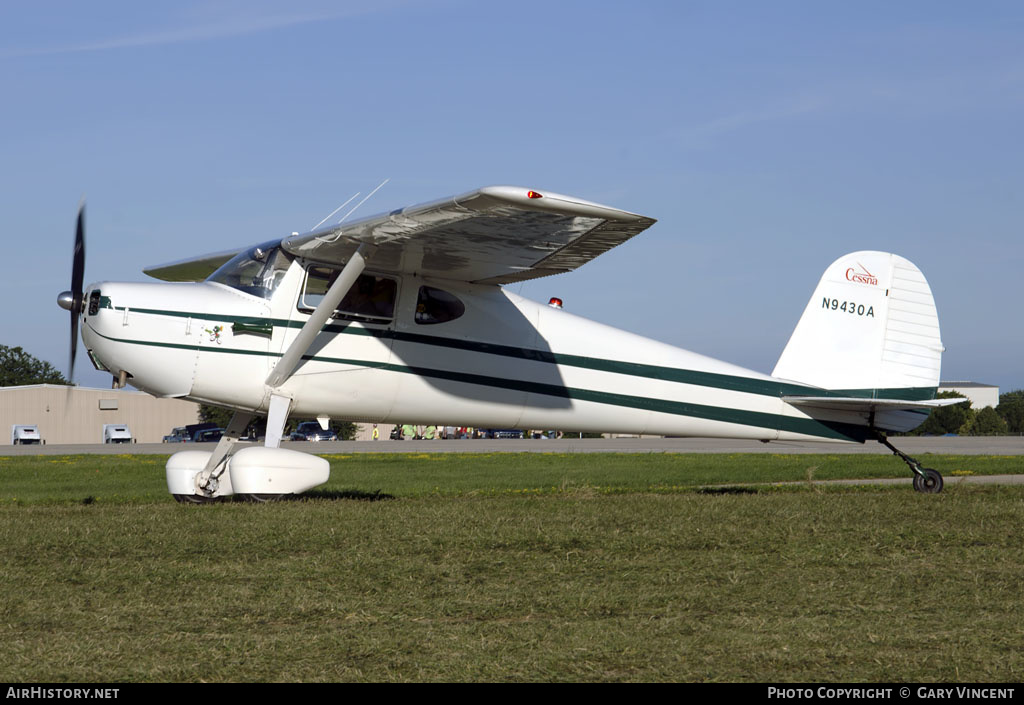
top-left (874, 431), bottom-right (944, 494)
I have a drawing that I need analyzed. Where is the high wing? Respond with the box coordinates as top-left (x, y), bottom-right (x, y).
top-left (144, 248), bottom-right (244, 282)
top-left (143, 186), bottom-right (655, 284)
top-left (283, 186), bottom-right (656, 284)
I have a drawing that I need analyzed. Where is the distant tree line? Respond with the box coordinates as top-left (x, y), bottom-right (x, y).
top-left (0, 345), bottom-right (68, 387)
top-left (901, 390), bottom-right (1024, 436)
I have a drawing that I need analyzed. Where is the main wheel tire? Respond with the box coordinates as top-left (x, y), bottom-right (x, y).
top-left (239, 493), bottom-right (290, 503)
top-left (914, 469), bottom-right (943, 494)
top-left (173, 493), bottom-right (217, 504)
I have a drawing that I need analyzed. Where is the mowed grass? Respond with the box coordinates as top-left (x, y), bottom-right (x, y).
top-left (0, 451), bottom-right (1019, 504)
top-left (1, 453), bottom-right (1023, 682)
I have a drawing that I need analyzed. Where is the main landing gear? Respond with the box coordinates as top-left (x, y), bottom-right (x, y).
top-left (874, 431), bottom-right (943, 494)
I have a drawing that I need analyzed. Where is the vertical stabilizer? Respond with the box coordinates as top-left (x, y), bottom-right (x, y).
top-left (772, 251), bottom-right (944, 394)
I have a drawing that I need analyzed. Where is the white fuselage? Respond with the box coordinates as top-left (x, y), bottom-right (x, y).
top-left (80, 258), bottom-right (872, 442)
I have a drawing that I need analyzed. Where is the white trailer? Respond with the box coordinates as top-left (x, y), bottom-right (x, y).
top-left (102, 424), bottom-right (133, 444)
top-left (11, 425), bottom-right (43, 445)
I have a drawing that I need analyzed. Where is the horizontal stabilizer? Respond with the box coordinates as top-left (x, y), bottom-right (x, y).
top-left (783, 396), bottom-right (965, 413)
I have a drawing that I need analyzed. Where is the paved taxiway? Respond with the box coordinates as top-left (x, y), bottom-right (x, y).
top-left (4, 435), bottom-right (1023, 456)
top-left (4, 436), bottom-right (1020, 487)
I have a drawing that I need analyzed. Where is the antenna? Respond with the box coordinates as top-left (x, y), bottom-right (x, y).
top-left (336, 178), bottom-right (389, 225)
top-left (313, 178), bottom-right (390, 244)
top-left (311, 192), bottom-right (361, 231)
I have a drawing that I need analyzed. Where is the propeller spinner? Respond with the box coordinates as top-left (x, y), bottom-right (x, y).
top-left (56, 204), bottom-right (86, 382)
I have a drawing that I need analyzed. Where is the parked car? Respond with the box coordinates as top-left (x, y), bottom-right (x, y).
top-left (289, 421), bottom-right (337, 442)
top-left (193, 428), bottom-right (224, 442)
top-left (479, 429), bottom-right (524, 439)
top-left (163, 427), bottom-right (192, 443)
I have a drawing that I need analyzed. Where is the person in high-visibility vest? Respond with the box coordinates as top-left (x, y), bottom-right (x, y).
top-left (371, 424), bottom-right (379, 440)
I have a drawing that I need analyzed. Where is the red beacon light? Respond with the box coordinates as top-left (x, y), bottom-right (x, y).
top-left (527, 190), bottom-right (543, 199)
top-left (548, 297), bottom-right (563, 309)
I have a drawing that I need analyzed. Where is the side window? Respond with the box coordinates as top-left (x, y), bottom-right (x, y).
top-left (299, 266), bottom-right (396, 323)
top-left (416, 286), bottom-right (465, 325)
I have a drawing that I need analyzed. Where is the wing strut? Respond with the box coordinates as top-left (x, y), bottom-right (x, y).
top-left (261, 243), bottom-right (372, 446)
top-left (198, 410), bottom-right (256, 486)
top-left (264, 393), bottom-right (292, 449)
top-left (266, 243), bottom-right (371, 388)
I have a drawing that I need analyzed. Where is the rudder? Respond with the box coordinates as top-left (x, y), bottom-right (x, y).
top-left (772, 251), bottom-right (944, 396)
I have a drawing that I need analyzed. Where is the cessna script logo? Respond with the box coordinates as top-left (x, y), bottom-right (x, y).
top-left (845, 263), bottom-right (878, 286)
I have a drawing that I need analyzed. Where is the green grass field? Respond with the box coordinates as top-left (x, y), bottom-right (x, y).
top-left (2, 453), bottom-right (1023, 682)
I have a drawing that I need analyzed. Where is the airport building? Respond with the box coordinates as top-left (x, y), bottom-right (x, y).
top-left (1, 384), bottom-right (200, 445)
top-left (938, 381), bottom-right (1000, 409)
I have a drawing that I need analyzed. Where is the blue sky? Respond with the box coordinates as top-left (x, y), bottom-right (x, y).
top-left (2, 1), bottom-right (1022, 393)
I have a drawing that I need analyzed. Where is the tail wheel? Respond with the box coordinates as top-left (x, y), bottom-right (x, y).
top-left (913, 469), bottom-right (943, 494)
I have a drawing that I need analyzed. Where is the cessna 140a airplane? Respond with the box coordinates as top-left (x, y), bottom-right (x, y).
top-left (58, 186), bottom-right (960, 500)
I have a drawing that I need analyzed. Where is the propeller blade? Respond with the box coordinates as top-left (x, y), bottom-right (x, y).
top-left (68, 204), bottom-right (86, 383)
top-left (69, 307), bottom-right (79, 384)
top-left (72, 204), bottom-right (85, 303)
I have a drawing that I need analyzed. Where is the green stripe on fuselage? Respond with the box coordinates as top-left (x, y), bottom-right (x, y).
top-left (88, 325), bottom-right (871, 441)
top-left (97, 303), bottom-right (937, 403)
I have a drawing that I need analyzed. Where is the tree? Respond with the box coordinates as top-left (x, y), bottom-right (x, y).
top-left (913, 391), bottom-right (972, 436)
top-left (996, 390), bottom-right (1024, 434)
top-left (199, 404), bottom-right (265, 438)
top-left (0, 345), bottom-right (68, 387)
top-left (971, 406), bottom-right (1008, 436)
top-left (198, 404), bottom-right (236, 429)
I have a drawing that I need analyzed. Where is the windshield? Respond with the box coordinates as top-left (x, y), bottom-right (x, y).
top-left (207, 240), bottom-right (294, 299)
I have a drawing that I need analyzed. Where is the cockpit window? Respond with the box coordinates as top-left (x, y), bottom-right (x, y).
top-left (415, 286), bottom-right (465, 325)
top-left (299, 265), bottom-right (397, 323)
top-left (207, 240), bottom-right (293, 299)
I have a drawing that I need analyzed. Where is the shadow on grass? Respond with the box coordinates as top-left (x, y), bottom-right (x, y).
top-left (223, 489), bottom-right (396, 503)
top-left (302, 488), bottom-right (396, 502)
top-left (171, 489), bottom-right (396, 505)
top-left (696, 486), bottom-right (759, 495)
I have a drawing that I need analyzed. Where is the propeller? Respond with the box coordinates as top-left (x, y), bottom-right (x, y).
top-left (57, 204), bottom-right (86, 383)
